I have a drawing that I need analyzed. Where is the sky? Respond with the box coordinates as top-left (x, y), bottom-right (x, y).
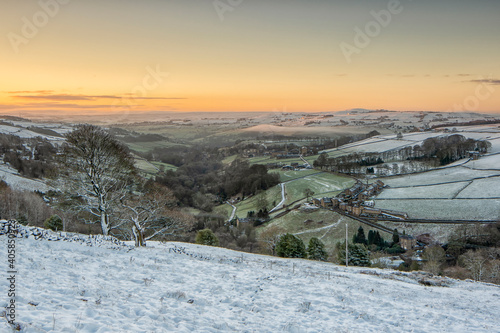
top-left (0, 0), bottom-right (499, 115)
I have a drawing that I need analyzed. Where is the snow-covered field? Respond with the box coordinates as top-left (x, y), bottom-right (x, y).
top-left (375, 198), bottom-right (500, 220)
top-left (0, 164), bottom-right (50, 192)
top-left (376, 182), bottom-right (469, 200)
top-left (1, 224), bottom-right (500, 333)
top-left (322, 124), bottom-right (500, 156)
top-left (373, 153), bottom-right (500, 220)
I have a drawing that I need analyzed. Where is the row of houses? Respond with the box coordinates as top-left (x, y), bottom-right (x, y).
top-left (311, 180), bottom-right (408, 220)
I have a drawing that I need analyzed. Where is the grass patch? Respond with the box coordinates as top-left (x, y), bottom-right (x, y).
top-left (274, 169), bottom-right (321, 182)
top-left (284, 173), bottom-right (355, 205)
top-left (233, 186), bottom-right (282, 219)
top-left (222, 155), bottom-right (238, 165)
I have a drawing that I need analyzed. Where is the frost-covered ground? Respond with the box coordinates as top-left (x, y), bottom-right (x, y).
top-left (1, 225), bottom-right (500, 333)
top-left (0, 164), bottom-right (50, 192)
top-left (375, 154), bottom-right (500, 220)
top-left (322, 124), bottom-right (500, 155)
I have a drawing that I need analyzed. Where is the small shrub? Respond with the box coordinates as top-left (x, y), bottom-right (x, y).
top-left (44, 215), bottom-right (63, 231)
top-left (195, 228), bottom-right (219, 246)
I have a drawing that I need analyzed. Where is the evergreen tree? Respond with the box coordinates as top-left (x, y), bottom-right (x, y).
top-left (307, 237), bottom-right (328, 261)
top-left (44, 214), bottom-right (63, 231)
top-left (195, 229), bottom-right (219, 246)
top-left (353, 226), bottom-right (367, 245)
top-left (336, 242), bottom-right (370, 267)
top-left (392, 229), bottom-right (400, 244)
top-left (275, 233), bottom-right (306, 258)
top-left (367, 230), bottom-right (375, 245)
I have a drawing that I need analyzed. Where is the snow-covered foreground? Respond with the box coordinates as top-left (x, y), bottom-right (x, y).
top-left (1, 227), bottom-right (499, 332)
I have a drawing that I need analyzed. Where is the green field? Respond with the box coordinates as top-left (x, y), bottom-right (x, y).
top-left (233, 185), bottom-right (282, 219)
top-left (222, 155), bottom-right (238, 165)
top-left (127, 140), bottom-right (185, 153)
top-left (248, 154), bottom-right (318, 167)
top-left (273, 169), bottom-right (320, 182)
top-left (283, 172), bottom-right (355, 205)
top-left (259, 210), bottom-right (387, 254)
top-left (150, 161), bottom-right (178, 172)
top-left (134, 158), bottom-right (177, 175)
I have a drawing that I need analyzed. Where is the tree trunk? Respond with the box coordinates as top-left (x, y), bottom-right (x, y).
top-left (101, 212), bottom-right (110, 236)
top-left (132, 224), bottom-right (146, 247)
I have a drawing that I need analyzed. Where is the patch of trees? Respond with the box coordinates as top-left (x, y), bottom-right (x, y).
top-left (353, 227), bottom-right (404, 254)
top-left (274, 234), bottom-right (328, 261)
top-left (417, 135), bottom-right (489, 165)
top-left (156, 159), bottom-right (279, 210)
top-left (192, 214), bottom-right (258, 253)
top-left (431, 119), bottom-right (500, 129)
top-left (336, 242), bottom-right (370, 266)
top-left (0, 181), bottom-right (53, 226)
top-left (315, 134), bottom-right (491, 174)
top-left (0, 134), bottom-right (58, 178)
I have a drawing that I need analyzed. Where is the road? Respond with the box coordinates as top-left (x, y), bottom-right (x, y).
top-left (269, 183), bottom-right (286, 213)
top-left (226, 202), bottom-right (237, 222)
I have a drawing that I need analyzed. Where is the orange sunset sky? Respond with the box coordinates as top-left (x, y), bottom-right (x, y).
top-left (1, 0), bottom-right (499, 114)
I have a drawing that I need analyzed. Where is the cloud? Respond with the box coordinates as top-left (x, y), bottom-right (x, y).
top-left (6, 90), bottom-right (54, 94)
top-left (467, 79), bottom-right (500, 85)
top-left (11, 92), bottom-right (186, 101)
top-left (457, 74), bottom-right (471, 77)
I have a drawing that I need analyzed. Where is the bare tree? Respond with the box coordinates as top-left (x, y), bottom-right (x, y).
top-left (460, 250), bottom-right (487, 281)
top-left (259, 225), bottom-right (285, 255)
top-left (120, 184), bottom-right (193, 246)
top-left (422, 245), bottom-right (445, 275)
top-left (61, 124), bottom-right (136, 235)
top-left (303, 188), bottom-right (315, 201)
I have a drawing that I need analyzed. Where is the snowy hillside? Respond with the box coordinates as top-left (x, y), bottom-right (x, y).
top-left (1, 223), bottom-right (499, 332)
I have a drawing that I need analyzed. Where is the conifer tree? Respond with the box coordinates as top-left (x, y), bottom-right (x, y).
top-left (307, 237), bottom-right (328, 261)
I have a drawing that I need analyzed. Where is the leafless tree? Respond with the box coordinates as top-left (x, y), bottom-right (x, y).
top-left (61, 124), bottom-right (136, 235)
top-left (120, 183), bottom-right (195, 246)
top-left (460, 250), bottom-right (488, 281)
top-left (422, 245), bottom-right (445, 275)
top-left (259, 225), bottom-right (285, 255)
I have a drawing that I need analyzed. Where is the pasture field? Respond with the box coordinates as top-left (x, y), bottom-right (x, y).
top-left (274, 169), bottom-right (321, 182)
top-left (456, 177), bottom-right (500, 199)
top-left (374, 153), bottom-right (500, 221)
top-left (259, 210), bottom-right (383, 253)
top-left (284, 173), bottom-right (355, 205)
top-left (375, 198), bottom-right (500, 220)
top-left (376, 182), bottom-right (470, 200)
top-left (382, 166), bottom-right (500, 187)
top-left (126, 140), bottom-right (183, 153)
top-left (233, 185), bottom-right (282, 218)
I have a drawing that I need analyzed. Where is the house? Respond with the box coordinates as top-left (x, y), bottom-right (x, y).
top-left (358, 191), bottom-right (369, 201)
top-left (320, 197), bottom-right (332, 208)
top-left (361, 207), bottom-right (382, 216)
top-left (400, 235), bottom-right (417, 250)
top-left (331, 198), bottom-right (341, 208)
top-left (469, 151), bottom-right (480, 160)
